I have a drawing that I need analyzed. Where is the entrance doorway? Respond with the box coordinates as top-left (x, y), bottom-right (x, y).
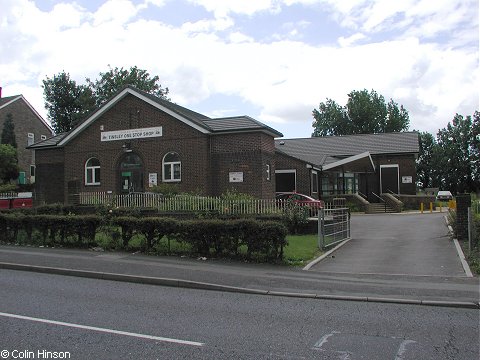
top-left (380, 165), bottom-right (399, 194)
top-left (118, 153), bottom-right (144, 193)
top-left (275, 170), bottom-right (296, 192)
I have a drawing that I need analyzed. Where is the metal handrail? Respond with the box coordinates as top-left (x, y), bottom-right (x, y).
top-left (371, 192), bottom-right (387, 212)
top-left (357, 191), bottom-right (367, 200)
top-left (371, 192), bottom-right (385, 203)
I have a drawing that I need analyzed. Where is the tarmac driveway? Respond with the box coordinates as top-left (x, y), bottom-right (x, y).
top-left (310, 212), bottom-right (467, 277)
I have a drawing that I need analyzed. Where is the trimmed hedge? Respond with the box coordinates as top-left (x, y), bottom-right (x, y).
top-left (0, 213), bottom-right (287, 261)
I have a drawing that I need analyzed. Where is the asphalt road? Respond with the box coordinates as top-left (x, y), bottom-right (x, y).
top-left (313, 213), bottom-right (465, 276)
top-left (1, 270), bottom-right (479, 359)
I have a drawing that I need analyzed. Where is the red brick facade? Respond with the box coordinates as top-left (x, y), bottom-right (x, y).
top-left (0, 96), bottom-right (52, 184)
top-left (35, 93), bottom-right (278, 203)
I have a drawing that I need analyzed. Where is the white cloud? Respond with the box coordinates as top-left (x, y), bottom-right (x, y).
top-left (0, 0), bottom-right (477, 139)
top-left (187, 0), bottom-right (281, 17)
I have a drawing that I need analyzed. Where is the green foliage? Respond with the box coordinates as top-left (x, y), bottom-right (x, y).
top-left (0, 213), bottom-right (287, 262)
top-left (42, 71), bottom-right (95, 134)
top-left (86, 65), bottom-right (170, 107)
top-left (282, 200), bottom-right (310, 234)
top-left (149, 183), bottom-right (180, 196)
top-left (416, 131), bottom-right (437, 189)
top-left (43, 66), bottom-right (170, 134)
top-left (0, 144), bottom-right (19, 183)
top-left (1, 113), bottom-right (17, 148)
top-left (312, 89), bottom-right (410, 136)
top-left (0, 183), bottom-right (16, 193)
top-left (220, 189), bottom-right (256, 201)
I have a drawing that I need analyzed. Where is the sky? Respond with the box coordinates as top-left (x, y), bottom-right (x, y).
top-left (1, 0), bottom-right (478, 139)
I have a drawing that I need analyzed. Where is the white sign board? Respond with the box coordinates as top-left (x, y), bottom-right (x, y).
top-left (148, 173), bottom-right (158, 187)
top-left (229, 172), bottom-right (244, 183)
top-left (402, 176), bottom-right (413, 184)
top-left (101, 126), bottom-right (163, 142)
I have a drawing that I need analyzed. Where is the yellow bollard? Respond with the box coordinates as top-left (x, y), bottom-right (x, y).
top-left (420, 202), bottom-right (424, 213)
top-left (430, 202), bottom-right (433, 213)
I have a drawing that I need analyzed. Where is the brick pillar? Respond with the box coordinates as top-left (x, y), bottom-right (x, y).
top-left (456, 194), bottom-right (471, 241)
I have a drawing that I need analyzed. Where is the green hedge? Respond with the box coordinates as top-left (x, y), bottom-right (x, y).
top-left (0, 213), bottom-right (287, 261)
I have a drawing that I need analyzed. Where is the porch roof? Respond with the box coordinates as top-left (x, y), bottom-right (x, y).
top-left (322, 151), bottom-right (375, 173)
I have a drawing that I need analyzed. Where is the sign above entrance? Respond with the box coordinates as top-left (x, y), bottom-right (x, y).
top-left (101, 126), bottom-right (163, 142)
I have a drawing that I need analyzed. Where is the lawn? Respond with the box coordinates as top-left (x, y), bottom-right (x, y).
top-left (283, 234), bottom-right (322, 266)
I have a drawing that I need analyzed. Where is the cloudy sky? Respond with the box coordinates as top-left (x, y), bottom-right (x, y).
top-left (1, 0), bottom-right (478, 138)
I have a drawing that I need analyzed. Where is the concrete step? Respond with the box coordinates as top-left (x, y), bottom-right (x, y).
top-left (366, 203), bottom-right (397, 214)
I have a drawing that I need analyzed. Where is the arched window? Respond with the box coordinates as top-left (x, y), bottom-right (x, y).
top-left (85, 158), bottom-right (100, 185)
top-left (163, 152), bottom-right (181, 182)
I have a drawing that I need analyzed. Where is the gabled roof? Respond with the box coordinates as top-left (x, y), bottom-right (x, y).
top-left (275, 132), bottom-right (419, 169)
top-left (43, 85), bottom-right (282, 147)
top-left (28, 133), bottom-right (68, 149)
top-left (0, 95), bottom-right (53, 133)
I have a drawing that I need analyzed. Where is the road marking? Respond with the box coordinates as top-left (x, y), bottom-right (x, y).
top-left (0, 311), bottom-right (204, 347)
top-left (394, 339), bottom-right (416, 360)
top-left (313, 331), bottom-right (340, 350)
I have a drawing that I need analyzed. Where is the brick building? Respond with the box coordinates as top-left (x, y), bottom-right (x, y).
top-left (0, 88), bottom-right (53, 185)
top-left (30, 86), bottom-right (419, 204)
top-left (29, 86), bottom-right (282, 203)
top-left (275, 132), bottom-right (419, 201)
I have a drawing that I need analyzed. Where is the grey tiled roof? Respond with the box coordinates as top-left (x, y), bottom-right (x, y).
top-left (0, 96), bottom-right (19, 108)
top-left (204, 116), bottom-right (283, 136)
top-left (275, 132), bottom-right (419, 167)
top-left (28, 133), bottom-right (68, 149)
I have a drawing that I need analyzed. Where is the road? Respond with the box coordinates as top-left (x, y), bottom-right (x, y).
top-left (1, 270), bottom-right (478, 359)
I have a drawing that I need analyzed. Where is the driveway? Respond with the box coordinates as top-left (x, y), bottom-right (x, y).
top-left (310, 212), bottom-right (467, 277)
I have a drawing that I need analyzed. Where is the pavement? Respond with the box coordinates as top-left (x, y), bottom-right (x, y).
top-left (0, 213), bottom-right (479, 309)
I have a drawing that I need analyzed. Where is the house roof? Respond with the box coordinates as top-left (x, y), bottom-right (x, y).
top-left (31, 85), bottom-right (282, 148)
top-left (0, 95), bottom-right (53, 133)
top-left (275, 132), bottom-right (419, 169)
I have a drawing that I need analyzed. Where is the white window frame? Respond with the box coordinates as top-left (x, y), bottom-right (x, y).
top-left (311, 170), bottom-right (318, 194)
top-left (27, 133), bottom-right (34, 146)
top-left (162, 152), bottom-right (181, 182)
top-left (266, 163), bottom-right (271, 181)
top-left (41, 135), bottom-right (47, 140)
top-left (85, 157), bottom-right (101, 186)
top-left (380, 164), bottom-right (400, 194)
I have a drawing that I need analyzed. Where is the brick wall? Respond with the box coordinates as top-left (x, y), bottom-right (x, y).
top-left (374, 154), bottom-right (417, 195)
top-left (0, 97), bottom-right (52, 183)
top-left (35, 148), bottom-right (65, 204)
top-left (456, 194), bottom-right (472, 241)
top-left (275, 152), bottom-right (312, 197)
top-left (62, 94), bottom-right (210, 199)
top-left (211, 132), bottom-right (276, 198)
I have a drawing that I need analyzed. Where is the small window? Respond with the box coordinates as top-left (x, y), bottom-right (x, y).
top-left (41, 135), bottom-right (47, 140)
top-left (85, 158), bottom-right (101, 185)
top-left (312, 170), bottom-right (318, 193)
top-left (163, 152), bottom-right (181, 182)
top-left (27, 133), bottom-right (34, 146)
top-left (266, 164), bottom-right (271, 181)
top-left (30, 165), bottom-right (36, 177)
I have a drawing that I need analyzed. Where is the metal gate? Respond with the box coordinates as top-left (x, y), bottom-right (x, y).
top-left (318, 207), bottom-right (351, 249)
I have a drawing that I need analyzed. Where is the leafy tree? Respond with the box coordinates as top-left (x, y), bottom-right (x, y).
top-left (0, 144), bottom-right (19, 183)
top-left (416, 131), bottom-right (437, 189)
top-left (42, 71), bottom-right (95, 134)
top-left (435, 112), bottom-right (479, 194)
top-left (43, 66), bottom-right (170, 134)
top-left (1, 113), bottom-right (17, 148)
top-left (86, 65), bottom-right (170, 107)
top-left (312, 89), bottom-right (410, 136)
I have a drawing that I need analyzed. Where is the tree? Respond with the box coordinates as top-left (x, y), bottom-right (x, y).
top-left (1, 113), bottom-right (17, 148)
top-left (86, 65), bottom-right (170, 107)
top-left (43, 71), bottom-right (95, 134)
top-left (312, 89), bottom-right (410, 136)
top-left (43, 66), bottom-right (170, 134)
top-left (435, 112), bottom-right (479, 194)
top-left (0, 144), bottom-right (19, 183)
top-left (416, 131), bottom-right (437, 189)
